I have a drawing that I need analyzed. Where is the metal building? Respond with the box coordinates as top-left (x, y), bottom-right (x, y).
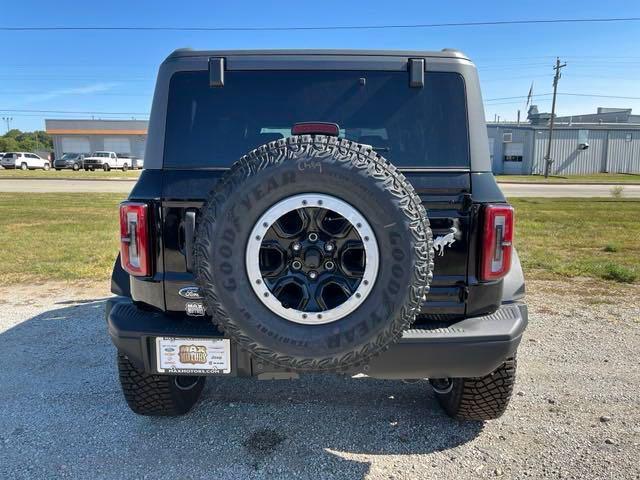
top-left (45, 119), bottom-right (148, 162)
top-left (487, 108), bottom-right (640, 175)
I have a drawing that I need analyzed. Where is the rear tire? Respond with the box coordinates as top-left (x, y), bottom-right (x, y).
top-left (20, 163), bottom-right (28, 171)
top-left (122, 163), bottom-right (128, 171)
top-left (73, 163), bottom-right (79, 171)
top-left (43, 162), bottom-right (50, 171)
top-left (431, 357), bottom-right (517, 420)
top-left (117, 352), bottom-right (206, 416)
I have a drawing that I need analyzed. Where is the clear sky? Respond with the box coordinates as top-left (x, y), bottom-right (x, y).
top-left (2, 0), bottom-right (640, 131)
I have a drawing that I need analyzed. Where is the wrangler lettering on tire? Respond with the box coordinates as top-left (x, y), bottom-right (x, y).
top-left (194, 135), bottom-right (434, 371)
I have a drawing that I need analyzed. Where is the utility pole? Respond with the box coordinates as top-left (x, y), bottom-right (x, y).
top-left (543, 57), bottom-right (567, 178)
top-left (2, 116), bottom-right (13, 133)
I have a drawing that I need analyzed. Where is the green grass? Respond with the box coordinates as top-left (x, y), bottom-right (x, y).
top-left (0, 194), bottom-right (638, 285)
top-left (0, 193), bottom-right (122, 284)
top-left (512, 198), bottom-right (640, 283)
top-left (496, 173), bottom-right (640, 184)
top-left (0, 168), bottom-right (141, 180)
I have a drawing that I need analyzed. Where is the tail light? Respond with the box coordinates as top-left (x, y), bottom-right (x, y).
top-left (480, 204), bottom-right (514, 281)
top-left (120, 202), bottom-right (151, 276)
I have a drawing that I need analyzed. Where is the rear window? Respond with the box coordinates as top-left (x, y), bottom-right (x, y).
top-left (164, 70), bottom-right (469, 168)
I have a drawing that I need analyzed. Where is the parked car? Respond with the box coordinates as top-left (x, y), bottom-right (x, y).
top-left (1, 152), bottom-right (50, 170)
top-left (108, 49), bottom-right (527, 420)
top-left (54, 152), bottom-right (86, 171)
top-left (83, 151), bottom-right (132, 171)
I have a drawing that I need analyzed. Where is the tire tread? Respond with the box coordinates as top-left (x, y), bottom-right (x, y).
top-left (117, 353), bottom-right (204, 416)
top-left (435, 357), bottom-right (517, 420)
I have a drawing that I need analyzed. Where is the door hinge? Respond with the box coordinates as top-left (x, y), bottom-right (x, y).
top-left (209, 57), bottom-right (225, 87)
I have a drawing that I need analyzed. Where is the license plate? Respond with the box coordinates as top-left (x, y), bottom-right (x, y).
top-left (155, 337), bottom-right (231, 374)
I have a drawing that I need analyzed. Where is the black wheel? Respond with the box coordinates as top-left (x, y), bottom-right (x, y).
top-left (103, 164), bottom-right (110, 172)
top-left (117, 352), bottom-right (205, 416)
top-left (122, 163), bottom-right (128, 171)
top-left (20, 163), bottom-right (28, 171)
top-left (72, 163), bottom-right (79, 171)
top-left (55, 168), bottom-right (62, 171)
top-left (431, 357), bottom-right (517, 420)
top-left (194, 135), bottom-right (433, 372)
top-left (84, 168), bottom-right (90, 171)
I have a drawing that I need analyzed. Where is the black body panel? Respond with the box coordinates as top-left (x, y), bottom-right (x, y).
top-left (114, 168), bottom-right (508, 320)
top-left (126, 169), bottom-right (504, 318)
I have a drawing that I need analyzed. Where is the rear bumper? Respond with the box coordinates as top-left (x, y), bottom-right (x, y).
top-left (106, 298), bottom-right (527, 379)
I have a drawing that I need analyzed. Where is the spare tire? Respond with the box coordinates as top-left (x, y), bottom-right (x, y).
top-left (194, 135), bottom-right (433, 371)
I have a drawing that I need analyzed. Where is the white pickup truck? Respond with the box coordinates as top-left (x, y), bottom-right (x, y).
top-left (83, 151), bottom-right (133, 171)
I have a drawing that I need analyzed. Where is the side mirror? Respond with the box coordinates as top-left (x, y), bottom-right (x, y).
top-left (578, 143), bottom-right (589, 151)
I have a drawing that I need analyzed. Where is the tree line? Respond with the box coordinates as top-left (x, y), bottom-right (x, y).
top-left (0, 129), bottom-right (53, 153)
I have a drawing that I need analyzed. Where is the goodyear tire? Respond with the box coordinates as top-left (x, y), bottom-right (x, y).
top-left (117, 352), bottom-right (205, 416)
top-left (431, 357), bottom-right (518, 420)
top-left (194, 135), bottom-right (433, 371)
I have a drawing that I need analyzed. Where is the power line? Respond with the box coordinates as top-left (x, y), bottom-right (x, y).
top-left (0, 91), bottom-right (150, 97)
top-left (484, 92), bottom-right (640, 102)
top-left (0, 109), bottom-right (149, 115)
top-left (1, 17), bottom-right (639, 32)
top-left (485, 94), bottom-right (553, 101)
top-left (558, 92), bottom-right (640, 100)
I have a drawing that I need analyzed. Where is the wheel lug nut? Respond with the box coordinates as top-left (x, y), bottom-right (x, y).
top-left (325, 261), bottom-right (335, 270)
top-left (308, 270), bottom-right (318, 280)
top-left (292, 242), bottom-right (302, 252)
top-left (292, 260), bottom-right (302, 270)
top-left (308, 233), bottom-right (318, 242)
top-left (324, 243), bottom-right (334, 252)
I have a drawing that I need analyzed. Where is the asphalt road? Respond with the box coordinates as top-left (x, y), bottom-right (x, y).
top-left (0, 178), bottom-right (133, 193)
top-left (1, 178), bottom-right (639, 197)
top-left (1, 280), bottom-right (638, 479)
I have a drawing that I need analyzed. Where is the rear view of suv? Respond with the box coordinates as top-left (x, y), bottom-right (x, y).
top-left (1, 152), bottom-right (50, 170)
top-left (107, 49), bottom-right (527, 420)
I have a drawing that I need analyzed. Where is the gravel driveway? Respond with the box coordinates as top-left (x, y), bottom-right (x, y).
top-left (0, 280), bottom-right (638, 479)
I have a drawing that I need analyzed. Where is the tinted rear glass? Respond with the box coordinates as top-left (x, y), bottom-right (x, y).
top-left (164, 70), bottom-right (469, 168)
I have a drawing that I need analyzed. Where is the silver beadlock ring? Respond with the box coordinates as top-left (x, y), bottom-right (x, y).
top-left (246, 193), bottom-right (379, 325)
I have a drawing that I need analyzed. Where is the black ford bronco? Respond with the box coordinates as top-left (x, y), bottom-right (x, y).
top-left (107, 49), bottom-right (527, 420)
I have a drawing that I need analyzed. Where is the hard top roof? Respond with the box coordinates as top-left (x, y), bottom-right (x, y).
top-left (165, 48), bottom-right (470, 62)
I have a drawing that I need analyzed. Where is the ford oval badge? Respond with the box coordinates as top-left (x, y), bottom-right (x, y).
top-left (178, 286), bottom-right (202, 300)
